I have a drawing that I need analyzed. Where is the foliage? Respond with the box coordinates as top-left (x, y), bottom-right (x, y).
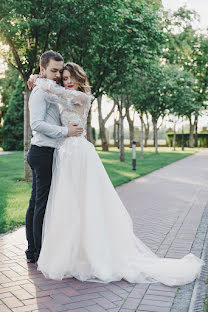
top-left (0, 0), bottom-right (107, 80)
top-left (0, 0), bottom-right (164, 157)
top-left (59, 1), bottom-right (164, 98)
top-left (192, 34), bottom-right (208, 107)
top-left (163, 7), bottom-right (199, 67)
top-left (163, 6), bottom-right (207, 115)
top-left (163, 65), bottom-right (198, 118)
top-left (133, 62), bottom-right (171, 122)
top-left (0, 66), bottom-right (19, 121)
top-left (2, 79), bottom-right (24, 150)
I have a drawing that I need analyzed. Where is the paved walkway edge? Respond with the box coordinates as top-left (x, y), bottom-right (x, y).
top-left (171, 201), bottom-right (208, 312)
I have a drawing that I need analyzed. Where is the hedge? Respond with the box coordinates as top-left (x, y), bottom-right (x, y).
top-left (166, 132), bottom-right (208, 147)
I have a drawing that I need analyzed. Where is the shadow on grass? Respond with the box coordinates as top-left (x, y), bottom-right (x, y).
top-left (97, 147), bottom-right (196, 187)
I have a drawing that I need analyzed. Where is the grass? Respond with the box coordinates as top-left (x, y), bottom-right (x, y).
top-left (0, 152), bottom-right (32, 234)
top-left (0, 147), bottom-right (198, 234)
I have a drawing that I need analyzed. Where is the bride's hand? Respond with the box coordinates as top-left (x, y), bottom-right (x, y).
top-left (27, 74), bottom-right (41, 90)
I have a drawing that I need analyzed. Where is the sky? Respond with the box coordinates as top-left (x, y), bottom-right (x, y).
top-left (162, 0), bottom-right (208, 31)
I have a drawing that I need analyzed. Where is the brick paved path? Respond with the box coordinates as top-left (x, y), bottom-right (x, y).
top-left (0, 150), bottom-right (208, 312)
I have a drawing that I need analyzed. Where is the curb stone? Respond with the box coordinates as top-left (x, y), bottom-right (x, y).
top-left (171, 201), bottom-right (208, 312)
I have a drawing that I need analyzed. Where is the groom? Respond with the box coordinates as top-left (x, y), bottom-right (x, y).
top-left (25, 50), bottom-right (83, 263)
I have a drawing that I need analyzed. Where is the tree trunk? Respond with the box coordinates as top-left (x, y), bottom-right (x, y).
top-left (87, 106), bottom-right (93, 143)
top-left (113, 119), bottom-right (119, 148)
top-left (119, 113), bottom-right (125, 162)
top-left (181, 117), bottom-right (184, 151)
top-left (144, 112), bottom-right (150, 147)
top-left (97, 95), bottom-right (108, 151)
top-left (173, 121), bottom-right (176, 151)
top-left (113, 119), bottom-right (116, 146)
top-left (24, 85), bottom-right (32, 181)
top-left (117, 119), bottom-right (120, 149)
top-left (152, 116), bottom-right (158, 154)
top-left (140, 113), bottom-right (144, 159)
top-left (144, 126), bottom-right (149, 147)
top-left (194, 117), bottom-right (198, 148)
top-left (126, 106), bottom-right (134, 147)
top-left (189, 117), bottom-right (194, 148)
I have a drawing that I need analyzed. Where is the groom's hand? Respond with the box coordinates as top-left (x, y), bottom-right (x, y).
top-left (68, 123), bottom-right (83, 137)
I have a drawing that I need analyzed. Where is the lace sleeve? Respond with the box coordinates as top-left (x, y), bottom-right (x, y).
top-left (35, 78), bottom-right (91, 109)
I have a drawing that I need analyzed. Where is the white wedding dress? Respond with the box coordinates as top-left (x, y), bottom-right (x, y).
top-left (36, 79), bottom-right (204, 286)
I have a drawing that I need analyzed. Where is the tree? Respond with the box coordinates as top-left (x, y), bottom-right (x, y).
top-left (0, 0), bottom-right (163, 166)
top-left (126, 103), bottom-right (135, 148)
top-left (97, 95), bottom-right (115, 151)
top-left (134, 64), bottom-right (170, 154)
top-left (143, 113), bottom-right (151, 147)
top-left (132, 70), bottom-right (151, 158)
top-left (0, 0), bottom-right (108, 179)
top-left (191, 34), bottom-right (208, 146)
top-left (162, 65), bottom-right (198, 149)
top-left (60, 0), bottom-right (163, 151)
top-left (117, 97), bottom-right (126, 162)
top-left (163, 6), bottom-right (207, 147)
top-left (2, 79), bottom-right (24, 150)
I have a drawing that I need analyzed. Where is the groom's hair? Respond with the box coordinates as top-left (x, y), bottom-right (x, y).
top-left (40, 50), bottom-right (63, 69)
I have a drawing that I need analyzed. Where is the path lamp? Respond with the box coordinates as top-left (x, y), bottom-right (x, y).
top-left (132, 140), bottom-right (136, 170)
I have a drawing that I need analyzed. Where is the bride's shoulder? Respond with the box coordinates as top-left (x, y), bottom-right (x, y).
top-left (30, 85), bottom-right (45, 98)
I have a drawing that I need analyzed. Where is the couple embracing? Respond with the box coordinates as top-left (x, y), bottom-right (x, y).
top-left (25, 50), bottom-right (203, 285)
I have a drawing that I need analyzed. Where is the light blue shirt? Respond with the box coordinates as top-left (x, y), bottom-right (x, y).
top-left (29, 86), bottom-right (68, 148)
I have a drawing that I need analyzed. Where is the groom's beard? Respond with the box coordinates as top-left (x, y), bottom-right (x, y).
top-left (42, 73), bottom-right (61, 84)
top-left (54, 78), bottom-right (61, 84)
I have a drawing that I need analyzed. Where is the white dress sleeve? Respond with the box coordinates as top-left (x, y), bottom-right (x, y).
top-left (35, 78), bottom-right (91, 111)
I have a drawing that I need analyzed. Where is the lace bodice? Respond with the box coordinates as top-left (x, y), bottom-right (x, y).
top-left (61, 110), bottom-right (87, 136)
top-left (35, 78), bottom-right (92, 137)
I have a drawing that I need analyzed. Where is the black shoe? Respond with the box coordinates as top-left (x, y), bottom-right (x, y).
top-left (25, 250), bottom-right (36, 263)
top-left (26, 257), bottom-right (36, 263)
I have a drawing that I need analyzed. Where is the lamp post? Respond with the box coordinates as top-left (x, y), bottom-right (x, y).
top-left (132, 140), bottom-right (136, 170)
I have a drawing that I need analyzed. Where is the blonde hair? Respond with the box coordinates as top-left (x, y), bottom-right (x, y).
top-left (63, 62), bottom-right (91, 94)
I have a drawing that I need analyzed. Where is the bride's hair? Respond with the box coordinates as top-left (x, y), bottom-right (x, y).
top-left (63, 62), bottom-right (91, 94)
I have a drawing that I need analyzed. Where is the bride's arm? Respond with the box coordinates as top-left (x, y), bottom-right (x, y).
top-left (35, 78), bottom-right (89, 107)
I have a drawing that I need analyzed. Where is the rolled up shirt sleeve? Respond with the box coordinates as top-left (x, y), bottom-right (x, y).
top-left (29, 88), bottom-right (68, 138)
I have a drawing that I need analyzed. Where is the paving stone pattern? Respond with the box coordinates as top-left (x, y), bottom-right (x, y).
top-left (0, 150), bottom-right (208, 312)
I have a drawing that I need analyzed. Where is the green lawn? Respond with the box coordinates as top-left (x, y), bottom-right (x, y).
top-left (0, 147), bottom-right (198, 234)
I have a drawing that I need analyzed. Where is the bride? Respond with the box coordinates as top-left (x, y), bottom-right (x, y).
top-left (34, 62), bottom-right (203, 286)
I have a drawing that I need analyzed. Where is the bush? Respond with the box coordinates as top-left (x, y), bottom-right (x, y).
top-left (2, 80), bottom-right (24, 151)
top-left (166, 132), bottom-right (208, 147)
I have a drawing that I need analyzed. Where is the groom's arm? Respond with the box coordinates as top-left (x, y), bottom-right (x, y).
top-left (29, 87), bottom-right (68, 138)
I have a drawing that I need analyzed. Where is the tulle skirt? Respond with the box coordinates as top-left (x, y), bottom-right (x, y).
top-left (37, 136), bottom-right (204, 286)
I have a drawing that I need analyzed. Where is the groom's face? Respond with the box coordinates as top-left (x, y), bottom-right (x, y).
top-left (40, 58), bottom-right (64, 84)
